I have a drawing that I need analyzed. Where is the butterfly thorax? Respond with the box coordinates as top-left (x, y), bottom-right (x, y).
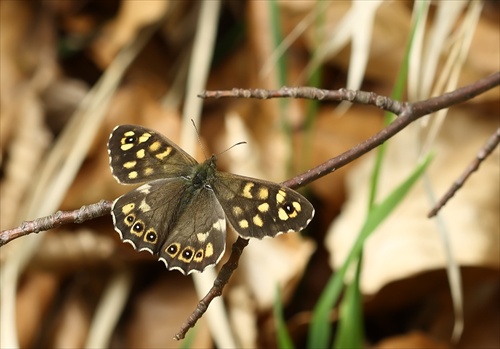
top-left (190, 155), bottom-right (218, 190)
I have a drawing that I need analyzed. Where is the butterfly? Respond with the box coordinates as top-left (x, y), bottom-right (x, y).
top-left (108, 125), bottom-right (314, 274)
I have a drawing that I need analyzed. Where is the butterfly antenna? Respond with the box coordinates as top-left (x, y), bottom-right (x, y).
top-left (218, 141), bottom-right (247, 157)
top-left (191, 119), bottom-right (208, 159)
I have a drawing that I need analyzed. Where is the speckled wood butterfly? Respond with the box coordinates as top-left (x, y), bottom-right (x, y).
top-left (108, 125), bottom-right (315, 275)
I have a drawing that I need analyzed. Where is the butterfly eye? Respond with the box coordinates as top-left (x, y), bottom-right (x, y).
top-left (124, 214), bottom-right (135, 226)
top-left (182, 249), bottom-right (193, 260)
top-left (125, 136), bottom-right (136, 144)
top-left (133, 222), bottom-right (144, 233)
top-left (283, 203), bottom-right (295, 214)
top-left (193, 250), bottom-right (204, 262)
top-left (167, 244), bottom-right (179, 255)
top-left (145, 229), bottom-right (158, 244)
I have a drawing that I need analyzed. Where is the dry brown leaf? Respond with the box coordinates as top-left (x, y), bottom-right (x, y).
top-left (364, 267), bottom-right (499, 347)
top-left (459, 11), bottom-right (500, 102)
top-left (238, 234), bottom-right (315, 311)
top-left (0, 90), bottom-right (52, 230)
top-left (299, 2), bottom-right (411, 85)
top-left (91, 1), bottom-right (170, 67)
top-left (374, 331), bottom-right (450, 349)
top-left (123, 274), bottom-right (211, 348)
top-left (326, 108), bottom-right (499, 295)
top-left (46, 294), bottom-right (91, 349)
top-left (225, 234), bottom-right (314, 348)
top-left (428, 269), bottom-right (499, 347)
top-left (227, 285), bottom-right (258, 348)
top-left (0, 1), bottom-right (34, 105)
top-left (16, 272), bottom-right (60, 348)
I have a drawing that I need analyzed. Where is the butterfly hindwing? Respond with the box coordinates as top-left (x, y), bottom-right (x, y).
top-left (111, 178), bottom-right (226, 274)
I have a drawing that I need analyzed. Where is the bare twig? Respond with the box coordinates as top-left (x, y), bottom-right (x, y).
top-left (0, 200), bottom-right (112, 246)
top-left (174, 236), bottom-right (249, 340)
top-left (199, 87), bottom-right (405, 115)
top-left (428, 127), bottom-right (500, 217)
top-left (285, 72), bottom-right (500, 188)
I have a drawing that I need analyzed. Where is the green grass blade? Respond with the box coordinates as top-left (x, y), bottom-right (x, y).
top-left (368, 0), bottom-right (427, 208)
top-left (332, 255), bottom-right (364, 349)
top-left (308, 153), bottom-right (433, 348)
top-left (274, 286), bottom-right (295, 349)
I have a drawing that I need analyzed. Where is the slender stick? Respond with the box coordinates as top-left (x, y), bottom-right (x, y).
top-left (174, 237), bottom-right (249, 340)
top-left (0, 200), bottom-right (112, 246)
top-left (428, 127), bottom-right (500, 217)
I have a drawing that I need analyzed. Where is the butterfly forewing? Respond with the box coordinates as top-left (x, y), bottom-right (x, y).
top-left (211, 172), bottom-right (315, 239)
top-left (108, 124), bottom-right (198, 184)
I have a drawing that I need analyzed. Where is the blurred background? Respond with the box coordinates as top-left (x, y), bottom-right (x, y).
top-left (0, 1), bottom-right (498, 348)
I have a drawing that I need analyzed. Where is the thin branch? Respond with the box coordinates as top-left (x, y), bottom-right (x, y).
top-left (428, 127), bottom-right (500, 217)
top-left (174, 236), bottom-right (249, 340)
top-left (200, 87), bottom-right (405, 115)
top-left (0, 200), bottom-right (112, 246)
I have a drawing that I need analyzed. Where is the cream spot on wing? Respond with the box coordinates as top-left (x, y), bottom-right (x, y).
top-left (242, 182), bottom-right (254, 199)
top-left (123, 160), bottom-right (136, 169)
top-left (293, 201), bottom-right (302, 212)
top-left (136, 149), bottom-right (145, 159)
top-left (144, 167), bottom-right (154, 176)
top-left (253, 214), bottom-right (263, 227)
top-left (121, 203), bottom-right (135, 215)
top-left (205, 243), bottom-right (214, 257)
top-left (155, 147), bottom-right (172, 160)
top-left (139, 133), bottom-right (151, 143)
top-left (139, 199), bottom-right (151, 212)
top-left (121, 143), bottom-right (133, 151)
top-left (239, 219), bottom-right (249, 229)
top-left (128, 171), bottom-right (138, 179)
top-left (233, 206), bottom-right (243, 216)
top-left (258, 203), bottom-right (269, 213)
top-left (212, 218), bottom-right (226, 231)
top-left (149, 141), bottom-right (161, 151)
top-left (258, 187), bottom-right (269, 200)
top-left (276, 189), bottom-right (286, 204)
top-left (138, 184), bottom-right (151, 194)
top-left (278, 208), bottom-right (289, 221)
top-left (197, 232), bottom-right (209, 242)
